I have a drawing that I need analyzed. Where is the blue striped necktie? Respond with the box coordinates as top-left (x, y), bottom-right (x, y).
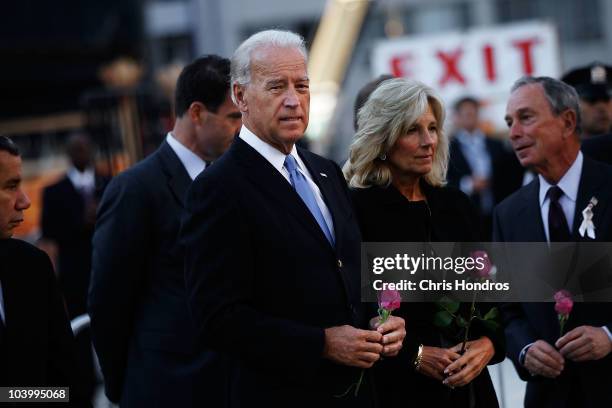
top-left (284, 155), bottom-right (334, 246)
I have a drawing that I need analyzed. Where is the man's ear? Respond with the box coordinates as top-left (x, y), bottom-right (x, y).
top-left (560, 109), bottom-right (577, 138)
top-left (188, 102), bottom-right (207, 124)
top-left (234, 84), bottom-right (248, 112)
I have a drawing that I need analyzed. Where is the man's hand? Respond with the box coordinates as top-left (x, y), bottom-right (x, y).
top-left (443, 337), bottom-right (495, 387)
top-left (523, 340), bottom-right (564, 378)
top-left (472, 176), bottom-right (490, 193)
top-left (323, 325), bottom-right (383, 368)
top-left (369, 315), bottom-right (405, 357)
top-left (416, 346), bottom-right (460, 381)
top-left (556, 326), bottom-right (612, 362)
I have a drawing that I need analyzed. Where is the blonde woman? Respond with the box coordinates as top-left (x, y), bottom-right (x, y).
top-left (345, 78), bottom-right (504, 407)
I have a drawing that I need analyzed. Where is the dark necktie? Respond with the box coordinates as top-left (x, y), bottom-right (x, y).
top-left (548, 186), bottom-right (570, 242)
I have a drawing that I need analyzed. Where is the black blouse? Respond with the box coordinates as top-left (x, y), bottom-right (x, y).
top-left (350, 180), bottom-right (481, 243)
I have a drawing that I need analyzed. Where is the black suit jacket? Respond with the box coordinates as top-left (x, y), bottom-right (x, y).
top-left (41, 173), bottom-right (108, 319)
top-left (0, 238), bottom-right (88, 407)
top-left (89, 141), bottom-right (227, 407)
top-left (582, 133), bottom-right (612, 165)
top-left (493, 156), bottom-right (612, 407)
top-left (181, 137), bottom-right (374, 408)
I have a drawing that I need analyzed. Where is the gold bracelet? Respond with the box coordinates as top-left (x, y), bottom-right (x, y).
top-left (413, 344), bottom-right (424, 371)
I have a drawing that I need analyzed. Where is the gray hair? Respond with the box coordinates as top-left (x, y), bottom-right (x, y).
top-left (230, 30), bottom-right (307, 103)
top-left (511, 76), bottom-right (582, 136)
top-left (343, 77), bottom-right (448, 188)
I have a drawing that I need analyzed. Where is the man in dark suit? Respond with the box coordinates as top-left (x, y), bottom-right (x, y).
top-left (448, 96), bottom-right (523, 239)
top-left (41, 132), bottom-right (109, 320)
top-left (0, 135), bottom-right (87, 406)
top-left (494, 76), bottom-right (612, 407)
top-left (89, 55), bottom-right (242, 407)
top-left (40, 132), bottom-right (109, 401)
top-left (181, 30), bottom-right (406, 408)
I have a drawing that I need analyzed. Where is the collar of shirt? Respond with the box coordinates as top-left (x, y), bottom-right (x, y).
top-left (238, 125), bottom-right (306, 182)
top-left (238, 126), bottom-right (335, 240)
top-left (538, 151), bottom-right (583, 207)
top-left (67, 166), bottom-right (95, 191)
top-left (166, 132), bottom-right (206, 181)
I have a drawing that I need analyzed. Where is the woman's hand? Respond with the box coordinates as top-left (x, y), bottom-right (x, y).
top-left (416, 346), bottom-right (461, 381)
top-left (443, 336), bottom-right (495, 388)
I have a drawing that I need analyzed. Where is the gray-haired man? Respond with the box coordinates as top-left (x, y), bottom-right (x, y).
top-left (182, 30), bottom-right (405, 407)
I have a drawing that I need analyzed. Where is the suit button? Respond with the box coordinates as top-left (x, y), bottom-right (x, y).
top-left (337, 259), bottom-right (343, 268)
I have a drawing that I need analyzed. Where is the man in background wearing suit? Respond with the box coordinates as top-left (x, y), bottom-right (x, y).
top-left (89, 55), bottom-right (241, 407)
top-left (40, 132), bottom-right (109, 401)
top-left (448, 96), bottom-right (523, 239)
top-left (182, 30), bottom-right (405, 408)
top-left (41, 132), bottom-right (109, 320)
top-left (0, 135), bottom-right (87, 406)
top-left (494, 76), bottom-right (612, 407)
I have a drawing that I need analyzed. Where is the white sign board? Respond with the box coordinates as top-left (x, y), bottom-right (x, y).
top-left (371, 21), bottom-right (561, 131)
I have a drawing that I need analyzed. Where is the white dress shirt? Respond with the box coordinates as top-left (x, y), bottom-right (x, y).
top-left (166, 133), bottom-right (207, 181)
top-left (456, 130), bottom-right (494, 213)
top-left (238, 126), bottom-right (335, 241)
top-left (67, 166), bottom-right (95, 194)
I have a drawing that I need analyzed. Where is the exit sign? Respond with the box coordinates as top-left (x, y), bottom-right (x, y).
top-left (372, 21), bottom-right (561, 130)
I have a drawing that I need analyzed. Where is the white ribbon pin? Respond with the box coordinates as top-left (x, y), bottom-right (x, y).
top-left (578, 197), bottom-right (598, 239)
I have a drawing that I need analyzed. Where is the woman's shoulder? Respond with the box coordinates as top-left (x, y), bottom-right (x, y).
top-left (349, 184), bottom-right (402, 207)
top-left (349, 184), bottom-right (385, 201)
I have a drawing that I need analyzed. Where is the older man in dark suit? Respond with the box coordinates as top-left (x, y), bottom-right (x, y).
top-left (0, 136), bottom-right (88, 406)
top-left (494, 76), bottom-right (612, 407)
top-left (181, 30), bottom-right (405, 408)
top-left (89, 55), bottom-right (241, 407)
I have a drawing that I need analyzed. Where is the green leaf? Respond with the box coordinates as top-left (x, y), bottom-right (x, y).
top-left (483, 307), bottom-right (499, 321)
top-left (433, 310), bottom-right (454, 328)
top-left (455, 315), bottom-right (468, 328)
top-left (437, 296), bottom-right (460, 314)
top-left (480, 319), bottom-right (500, 331)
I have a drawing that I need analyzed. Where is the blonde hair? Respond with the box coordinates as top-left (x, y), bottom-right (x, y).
top-left (343, 77), bottom-right (448, 188)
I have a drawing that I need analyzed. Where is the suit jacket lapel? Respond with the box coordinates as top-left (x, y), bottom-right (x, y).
top-left (233, 139), bottom-right (334, 253)
top-left (451, 140), bottom-right (472, 174)
top-left (572, 157), bottom-right (608, 239)
top-left (158, 141), bottom-right (192, 208)
top-left (521, 179), bottom-right (547, 241)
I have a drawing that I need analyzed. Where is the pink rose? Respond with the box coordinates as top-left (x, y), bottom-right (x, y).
top-left (554, 289), bottom-right (572, 303)
top-left (471, 250), bottom-right (493, 278)
top-left (378, 289), bottom-right (401, 312)
top-left (555, 295), bottom-right (573, 317)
